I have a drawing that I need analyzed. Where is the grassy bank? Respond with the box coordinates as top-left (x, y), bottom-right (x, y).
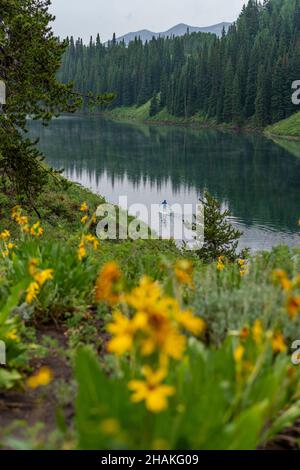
top-left (104, 103), bottom-right (300, 141)
top-left (0, 176), bottom-right (180, 274)
top-left (265, 112), bottom-right (300, 140)
top-left (1, 176), bottom-right (300, 450)
top-left (104, 101), bottom-right (232, 129)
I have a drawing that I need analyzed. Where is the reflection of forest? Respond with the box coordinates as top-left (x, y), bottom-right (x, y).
top-left (28, 117), bottom-right (300, 233)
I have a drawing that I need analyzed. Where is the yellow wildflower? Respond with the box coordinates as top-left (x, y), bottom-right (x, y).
top-left (1, 250), bottom-right (9, 258)
top-left (126, 278), bottom-right (188, 360)
top-left (107, 311), bottom-right (136, 356)
top-left (12, 205), bottom-right (21, 218)
top-left (12, 206), bottom-right (29, 229)
top-left (174, 260), bottom-right (193, 286)
top-left (29, 258), bottom-right (39, 277)
top-left (81, 215), bottom-right (89, 225)
top-left (25, 282), bottom-right (40, 304)
top-left (217, 256), bottom-right (225, 271)
top-left (20, 216), bottom-right (29, 226)
top-left (140, 324), bottom-right (186, 360)
top-left (234, 344), bottom-right (245, 363)
top-left (272, 332), bottom-right (287, 354)
top-left (0, 229), bottom-right (10, 241)
top-left (77, 239), bottom-right (87, 261)
top-left (272, 269), bottom-right (292, 291)
top-left (27, 259), bottom-right (53, 288)
top-left (5, 329), bottom-right (20, 342)
top-left (252, 319), bottom-right (263, 345)
top-left (95, 262), bottom-right (122, 306)
top-left (240, 267), bottom-right (249, 276)
top-left (272, 269), bottom-right (287, 280)
top-left (128, 366), bottom-right (175, 413)
top-left (27, 366), bottom-right (53, 389)
top-left (80, 202), bottom-right (89, 213)
top-left (126, 276), bottom-right (162, 311)
top-left (129, 289), bottom-right (185, 359)
top-left (238, 259), bottom-right (248, 275)
top-left (30, 221), bottom-right (43, 237)
top-left (7, 242), bottom-right (15, 250)
top-left (22, 224), bottom-right (30, 234)
top-left (84, 234), bottom-right (99, 250)
top-left (280, 277), bottom-right (292, 292)
top-left (287, 296), bottom-right (300, 320)
top-left (34, 269), bottom-right (54, 287)
top-left (106, 275), bottom-right (205, 363)
top-left (176, 309), bottom-right (206, 336)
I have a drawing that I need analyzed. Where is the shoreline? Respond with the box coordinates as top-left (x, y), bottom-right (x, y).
top-left (70, 110), bottom-right (300, 141)
top-left (70, 110), bottom-right (263, 135)
top-left (264, 131), bottom-right (300, 142)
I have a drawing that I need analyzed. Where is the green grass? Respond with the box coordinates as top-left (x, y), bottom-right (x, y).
top-left (266, 112), bottom-right (300, 139)
top-left (105, 102), bottom-right (217, 127)
top-left (106, 105), bottom-right (300, 137)
top-left (107, 101), bottom-right (151, 121)
top-left (0, 178), bottom-right (105, 241)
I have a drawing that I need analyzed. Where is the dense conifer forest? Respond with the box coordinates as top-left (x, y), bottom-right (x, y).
top-left (58, 0), bottom-right (300, 126)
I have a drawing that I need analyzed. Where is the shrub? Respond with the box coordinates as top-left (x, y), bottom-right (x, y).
top-left (195, 190), bottom-right (245, 262)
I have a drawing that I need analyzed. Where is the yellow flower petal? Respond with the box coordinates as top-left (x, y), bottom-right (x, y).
top-left (27, 367), bottom-right (53, 389)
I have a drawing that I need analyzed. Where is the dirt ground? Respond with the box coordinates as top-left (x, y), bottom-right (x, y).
top-left (0, 325), bottom-right (73, 443)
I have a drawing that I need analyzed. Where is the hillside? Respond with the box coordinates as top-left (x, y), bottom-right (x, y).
top-left (2, 176), bottom-right (300, 449)
top-left (266, 112), bottom-right (300, 139)
top-left (114, 22), bottom-right (231, 44)
top-left (60, 0), bottom-right (300, 128)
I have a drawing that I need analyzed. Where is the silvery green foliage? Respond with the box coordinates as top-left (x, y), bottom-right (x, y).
top-left (192, 246), bottom-right (300, 345)
top-left (12, 303), bottom-right (34, 322)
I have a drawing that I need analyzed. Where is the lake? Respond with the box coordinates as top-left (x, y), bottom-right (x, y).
top-left (28, 115), bottom-right (300, 251)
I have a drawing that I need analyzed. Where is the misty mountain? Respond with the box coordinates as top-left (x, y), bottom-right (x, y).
top-left (114, 22), bottom-right (231, 44)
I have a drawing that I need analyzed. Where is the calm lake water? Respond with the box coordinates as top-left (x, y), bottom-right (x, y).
top-left (28, 115), bottom-right (300, 251)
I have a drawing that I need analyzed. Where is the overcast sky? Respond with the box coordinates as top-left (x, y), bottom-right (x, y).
top-left (50, 0), bottom-right (246, 43)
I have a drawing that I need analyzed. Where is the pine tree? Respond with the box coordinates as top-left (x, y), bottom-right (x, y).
top-left (271, 57), bottom-right (285, 122)
top-left (255, 64), bottom-right (270, 127)
top-left (195, 191), bottom-right (243, 262)
top-left (149, 92), bottom-right (159, 116)
top-left (223, 60), bottom-right (234, 122)
top-left (232, 72), bottom-right (243, 125)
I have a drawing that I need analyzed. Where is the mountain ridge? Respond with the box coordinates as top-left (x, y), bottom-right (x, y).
top-left (113, 22), bottom-right (231, 44)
